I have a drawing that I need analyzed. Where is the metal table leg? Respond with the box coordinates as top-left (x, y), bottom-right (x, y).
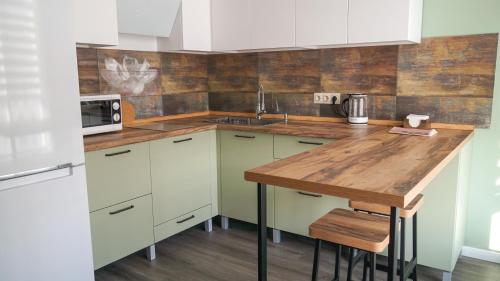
top-left (388, 207), bottom-right (400, 281)
top-left (257, 183), bottom-right (267, 281)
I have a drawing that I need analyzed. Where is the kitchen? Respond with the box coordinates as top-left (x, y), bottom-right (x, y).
top-left (1, 0), bottom-right (499, 281)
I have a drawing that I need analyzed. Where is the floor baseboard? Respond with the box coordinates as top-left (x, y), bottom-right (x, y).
top-left (461, 246), bottom-right (500, 264)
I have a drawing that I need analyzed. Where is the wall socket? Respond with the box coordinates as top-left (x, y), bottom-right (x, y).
top-left (313, 93), bottom-right (341, 105)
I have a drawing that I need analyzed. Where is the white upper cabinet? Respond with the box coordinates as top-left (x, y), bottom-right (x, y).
top-left (117, 0), bottom-right (181, 38)
top-left (348, 0), bottom-right (423, 45)
top-left (157, 0), bottom-right (212, 52)
top-left (74, 0), bottom-right (119, 46)
top-left (295, 0), bottom-right (348, 47)
top-left (212, 0), bottom-right (295, 51)
top-left (211, 0), bottom-right (252, 51)
top-left (250, 0), bottom-right (295, 50)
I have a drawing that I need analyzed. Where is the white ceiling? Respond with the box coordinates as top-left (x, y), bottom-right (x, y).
top-left (117, 0), bottom-right (181, 38)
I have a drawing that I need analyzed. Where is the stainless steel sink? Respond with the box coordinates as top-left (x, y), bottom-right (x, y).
top-left (204, 116), bottom-right (283, 126)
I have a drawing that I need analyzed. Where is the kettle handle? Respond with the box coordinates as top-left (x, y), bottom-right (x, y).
top-left (341, 98), bottom-right (350, 117)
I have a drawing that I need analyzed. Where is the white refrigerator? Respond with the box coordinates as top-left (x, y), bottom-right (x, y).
top-left (0, 0), bottom-right (95, 280)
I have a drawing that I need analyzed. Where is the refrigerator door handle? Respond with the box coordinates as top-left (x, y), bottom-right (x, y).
top-left (0, 163), bottom-right (75, 192)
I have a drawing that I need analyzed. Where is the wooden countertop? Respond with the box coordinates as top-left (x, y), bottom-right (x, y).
top-left (245, 128), bottom-right (474, 208)
top-left (83, 116), bottom-right (383, 152)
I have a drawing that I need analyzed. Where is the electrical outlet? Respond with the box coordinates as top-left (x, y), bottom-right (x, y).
top-left (314, 93), bottom-right (341, 105)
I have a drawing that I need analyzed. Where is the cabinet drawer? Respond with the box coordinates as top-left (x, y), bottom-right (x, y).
top-left (86, 142), bottom-right (151, 211)
top-left (275, 187), bottom-right (348, 237)
top-left (150, 131), bottom-right (212, 226)
top-left (274, 135), bottom-right (333, 159)
top-left (90, 195), bottom-right (154, 269)
top-left (154, 205), bottom-right (212, 243)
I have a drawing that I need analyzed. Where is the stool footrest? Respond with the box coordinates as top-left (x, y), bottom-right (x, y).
top-left (374, 257), bottom-right (417, 280)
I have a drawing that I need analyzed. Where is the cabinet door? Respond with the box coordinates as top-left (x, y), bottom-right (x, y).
top-left (85, 142), bottom-right (151, 212)
top-left (90, 195), bottom-right (154, 269)
top-left (220, 131), bottom-right (274, 226)
top-left (274, 135), bottom-right (333, 159)
top-left (150, 131), bottom-right (212, 226)
top-left (211, 0), bottom-right (252, 51)
top-left (74, 0), bottom-right (118, 45)
top-left (296, 0), bottom-right (348, 47)
top-left (348, 0), bottom-right (422, 44)
top-left (275, 187), bottom-right (348, 237)
top-left (250, 0), bottom-right (295, 49)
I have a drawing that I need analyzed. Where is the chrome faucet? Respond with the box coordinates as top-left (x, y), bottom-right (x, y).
top-left (256, 84), bottom-right (266, 119)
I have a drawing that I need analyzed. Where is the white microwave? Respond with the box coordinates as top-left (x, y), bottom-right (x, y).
top-left (80, 94), bottom-right (122, 136)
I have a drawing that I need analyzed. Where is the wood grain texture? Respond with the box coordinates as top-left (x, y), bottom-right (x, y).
top-left (208, 53), bottom-right (258, 92)
top-left (397, 33), bottom-right (498, 98)
top-left (162, 92), bottom-right (208, 115)
top-left (321, 46), bottom-right (399, 95)
top-left (350, 194), bottom-right (424, 218)
top-left (76, 48), bottom-right (100, 94)
top-left (310, 208), bottom-right (390, 252)
top-left (96, 49), bottom-right (161, 96)
top-left (268, 93), bottom-right (320, 116)
top-left (97, 49), bottom-right (162, 71)
top-left (83, 115), bottom-right (384, 152)
top-left (396, 96), bottom-right (492, 128)
top-left (161, 53), bottom-right (208, 94)
top-left (209, 92), bottom-right (257, 113)
top-left (123, 96), bottom-right (163, 119)
top-left (258, 50), bottom-right (320, 93)
top-left (245, 128), bottom-right (473, 208)
top-left (84, 125), bottom-right (217, 152)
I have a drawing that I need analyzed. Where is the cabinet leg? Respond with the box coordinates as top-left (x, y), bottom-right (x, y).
top-left (272, 229), bottom-right (281, 243)
top-left (221, 216), bottom-right (229, 230)
top-left (146, 245), bottom-right (156, 261)
top-left (442, 271), bottom-right (452, 281)
top-left (204, 218), bottom-right (213, 233)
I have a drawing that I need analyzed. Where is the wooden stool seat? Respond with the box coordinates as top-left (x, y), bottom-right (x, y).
top-left (349, 194), bottom-right (424, 218)
top-left (309, 208), bottom-right (390, 253)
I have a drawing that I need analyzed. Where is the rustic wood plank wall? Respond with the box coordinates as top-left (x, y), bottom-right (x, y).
top-left (76, 33), bottom-right (498, 127)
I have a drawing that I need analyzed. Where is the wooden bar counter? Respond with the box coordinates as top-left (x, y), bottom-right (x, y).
top-left (244, 127), bottom-right (473, 281)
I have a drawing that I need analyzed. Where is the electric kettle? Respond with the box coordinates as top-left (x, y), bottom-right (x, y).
top-left (342, 94), bottom-right (368, 125)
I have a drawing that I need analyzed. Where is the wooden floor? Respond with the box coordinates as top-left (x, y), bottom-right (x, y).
top-left (95, 220), bottom-right (500, 281)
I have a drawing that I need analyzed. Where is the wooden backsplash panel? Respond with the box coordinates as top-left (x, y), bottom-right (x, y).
top-left (258, 50), bottom-right (320, 93)
top-left (122, 95), bottom-right (163, 120)
top-left (161, 53), bottom-right (208, 94)
top-left (209, 92), bottom-right (257, 113)
top-left (396, 96), bottom-right (492, 128)
top-left (163, 92), bottom-right (208, 115)
top-left (76, 33), bottom-right (497, 127)
top-left (208, 53), bottom-right (258, 92)
top-left (76, 48), bottom-right (99, 94)
top-left (321, 46), bottom-right (399, 95)
top-left (398, 34), bottom-right (498, 97)
top-left (96, 49), bottom-right (162, 96)
top-left (96, 49), bottom-right (162, 71)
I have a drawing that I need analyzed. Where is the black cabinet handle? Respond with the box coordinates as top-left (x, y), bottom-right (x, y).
top-left (105, 150), bottom-right (131, 157)
top-left (109, 205), bottom-right (134, 215)
top-left (173, 138), bottom-right (193, 143)
top-left (234, 135), bottom-right (256, 139)
top-left (297, 191), bottom-right (322, 198)
top-left (176, 215), bottom-right (195, 224)
top-left (298, 141), bottom-right (324, 146)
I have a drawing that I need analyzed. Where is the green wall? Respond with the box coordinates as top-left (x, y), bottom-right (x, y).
top-left (421, 0), bottom-right (500, 252)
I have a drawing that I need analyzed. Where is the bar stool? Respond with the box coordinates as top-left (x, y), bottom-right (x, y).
top-left (350, 194), bottom-right (424, 281)
top-left (309, 208), bottom-right (390, 281)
